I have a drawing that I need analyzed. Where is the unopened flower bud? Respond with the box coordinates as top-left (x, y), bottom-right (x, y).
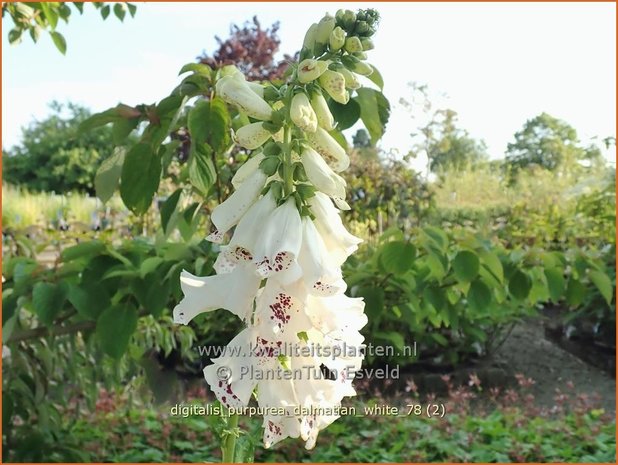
top-left (298, 59), bottom-right (328, 84)
top-left (216, 75), bottom-right (273, 121)
top-left (301, 23), bottom-right (319, 58)
top-left (360, 37), bottom-right (375, 50)
top-left (338, 9), bottom-right (356, 31)
top-left (318, 70), bottom-right (349, 105)
top-left (290, 93), bottom-right (318, 133)
top-left (310, 92), bottom-right (335, 131)
top-left (354, 20), bottom-right (370, 35)
top-left (235, 122), bottom-right (272, 150)
top-left (339, 68), bottom-right (360, 90)
top-left (329, 26), bottom-right (346, 52)
top-left (306, 127), bottom-right (350, 172)
top-left (315, 14), bottom-right (336, 46)
top-left (344, 36), bottom-right (363, 53)
top-left (351, 60), bottom-right (373, 76)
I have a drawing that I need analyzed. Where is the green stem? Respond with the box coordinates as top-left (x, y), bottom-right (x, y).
top-left (221, 413), bottom-right (239, 463)
top-left (282, 124), bottom-right (294, 197)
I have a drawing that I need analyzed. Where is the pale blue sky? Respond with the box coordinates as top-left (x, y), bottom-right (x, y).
top-left (3, 2), bottom-right (616, 170)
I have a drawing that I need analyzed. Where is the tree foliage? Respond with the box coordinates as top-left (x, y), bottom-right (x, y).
top-left (197, 16), bottom-right (293, 81)
top-left (3, 102), bottom-right (118, 194)
top-left (2, 2), bottom-right (136, 54)
top-left (506, 112), bottom-right (602, 172)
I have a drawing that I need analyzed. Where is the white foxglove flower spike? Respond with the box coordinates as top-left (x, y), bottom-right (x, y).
top-left (301, 147), bottom-right (347, 207)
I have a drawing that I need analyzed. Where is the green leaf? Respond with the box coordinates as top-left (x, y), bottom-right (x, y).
top-left (132, 277), bottom-right (171, 318)
top-left (178, 63), bottom-right (212, 77)
top-left (112, 117), bottom-right (139, 144)
top-left (356, 286), bottom-right (384, 319)
top-left (79, 107), bottom-right (121, 133)
top-left (589, 270), bottom-right (613, 306)
top-left (259, 156), bottom-right (281, 176)
top-left (328, 99), bottom-right (361, 130)
top-left (32, 282), bottom-right (67, 326)
top-left (452, 250), bottom-right (480, 283)
top-left (50, 31), bottom-right (66, 54)
top-left (160, 188), bottom-right (182, 234)
top-left (480, 250), bottom-right (504, 284)
top-left (67, 283), bottom-right (110, 320)
top-left (565, 278), bottom-right (586, 307)
top-left (73, 2), bottom-right (84, 13)
top-left (96, 304), bottom-right (138, 359)
top-left (467, 280), bottom-right (492, 312)
top-left (365, 65), bottom-right (384, 90)
top-left (189, 143), bottom-right (216, 196)
top-left (508, 270), bottom-right (532, 301)
top-left (188, 98), bottom-right (231, 154)
top-left (140, 257), bottom-right (165, 278)
top-left (113, 3), bottom-right (126, 21)
top-left (120, 143), bottom-right (161, 215)
top-left (374, 331), bottom-right (405, 351)
top-left (544, 268), bottom-right (565, 303)
top-left (100, 5), bottom-right (110, 19)
top-left (8, 29), bottom-right (22, 45)
top-left (379, 241), bottom-right (416, 275)
top-left (422, 226), bottom-right (448, 252)
top-left (61, 240), bottom-right (106, 262)
top-left (354, 88), bottom-right (390, 144)
top-left (40, 2), bottom-right (58, 29)
top-left (95, 148), bottom-right (125, 203)
top-left (423, 286), bottom-right (446, 311)
top-left (426, 253), bottom-right (447, 280)
top-left (126, 3), bottom-right (137, 17)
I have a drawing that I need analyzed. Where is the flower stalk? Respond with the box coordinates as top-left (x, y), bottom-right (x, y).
top-left (174, 8), bottom-right (382, 458)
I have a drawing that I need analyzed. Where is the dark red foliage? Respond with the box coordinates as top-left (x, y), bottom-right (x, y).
top-left (198, 16), bottom-right (295, 81)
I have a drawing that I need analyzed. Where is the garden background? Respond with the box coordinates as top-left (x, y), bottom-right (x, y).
top-left (2, 2), bottom-right (616, 462)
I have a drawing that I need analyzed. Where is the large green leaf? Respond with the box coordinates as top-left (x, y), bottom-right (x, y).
top-left (452, 250), bottom-right (480, 283)
top-left (96, 304), bottom-right (138, 359)
top-left (544, 268), bottom-right (565, 303)
top-left (354, 88), bottom-right (390, 144)
top-left (120, 143), bottom-right (161, 214)
top-left (188, 98), bottom-right (231, 154)
top-left (94, 148), bottom-right (125, 203)
top-left (50, 31), bottom-right (66, 54)
top-left (379, 241), bottom-right (416, 275)
top-left (589, 270), bottom-right (613, 306)
top-left (32, 282), bottom-right (67, 326)
top-left (565, 278), bottom-right (586, 307)
top-left (328, 99), bottom-right (361, 130)
top-left (160, 188), bottom-right (182, 234)
top-left (479, 250), bottom-right (504, 284)
top-left (467, 279), bottom-right (492, 312)
top-left (67, 283), bottom-right (110, 320)
top-left (189, 143), bottom-right (216, 196)
top-left (508, 270), bottom-right (532, 301)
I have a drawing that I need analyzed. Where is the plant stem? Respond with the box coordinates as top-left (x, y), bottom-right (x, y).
top-left (282, 124), bottom-right (293, 197)
top-left (221, 413), bottom-right (239, 463)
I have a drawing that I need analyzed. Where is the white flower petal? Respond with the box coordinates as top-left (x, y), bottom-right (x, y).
top-left (173, 264), bottom-right (260, 324)
top-left (215, 75), bottom-right (273, 120)
top-left (208, 169), bottom-right (267, 242)
top-left (232, 152), bottom-right (265, 189)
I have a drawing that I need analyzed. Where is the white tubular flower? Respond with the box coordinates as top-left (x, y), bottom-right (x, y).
top-left (306, 127), bottom-right (350, 172)
top-left (254, 278), bottom-right (313, 338)
top-left (260, 380), bottom-right (302, 448)
top-left (298, 59), bottom-right (328, 84)
top-left (297, 217), bottom-right (345, 296)
top-left (253, 198), bottom-right (303, 282)
top-left (308, 192), bottom-right (362, 265)
top-left (216, 75), bottom-right (273, 120)
top-left (173, 264), bottom-right (261, 324)
top-left (310, 92), bottom-right (335, 131)
top-left (235, 122), bottom-right (272, 150)
top-left (301, 147), bottom-right (347, 205)
top-left (290, 93), bottom-right (318, 133)
top-left (246, 80), bottom-right (265, 98)
top-left (214, 191), bottom-right (278, 274)
top-left (231, 152), bottom-right (265, 189)
top-left (305, 293), bottom-right (367, 335)
top-left (318, 70), bottom-right (349, 104)
top-left (207, 169), bottom-right (267, 243)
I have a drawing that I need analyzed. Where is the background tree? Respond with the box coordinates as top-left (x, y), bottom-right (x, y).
top-left (401, 82), bottom-right (487, 174)
top-left (197, 16), bottom-right (294, 81)
top-left (3, 102), bottom-right (117, 194)
top-left (506, 112), bottom-right (602, 172)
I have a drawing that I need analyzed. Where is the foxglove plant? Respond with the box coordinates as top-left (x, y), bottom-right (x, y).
top-left (174, 8), bottom-right (382, 458)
